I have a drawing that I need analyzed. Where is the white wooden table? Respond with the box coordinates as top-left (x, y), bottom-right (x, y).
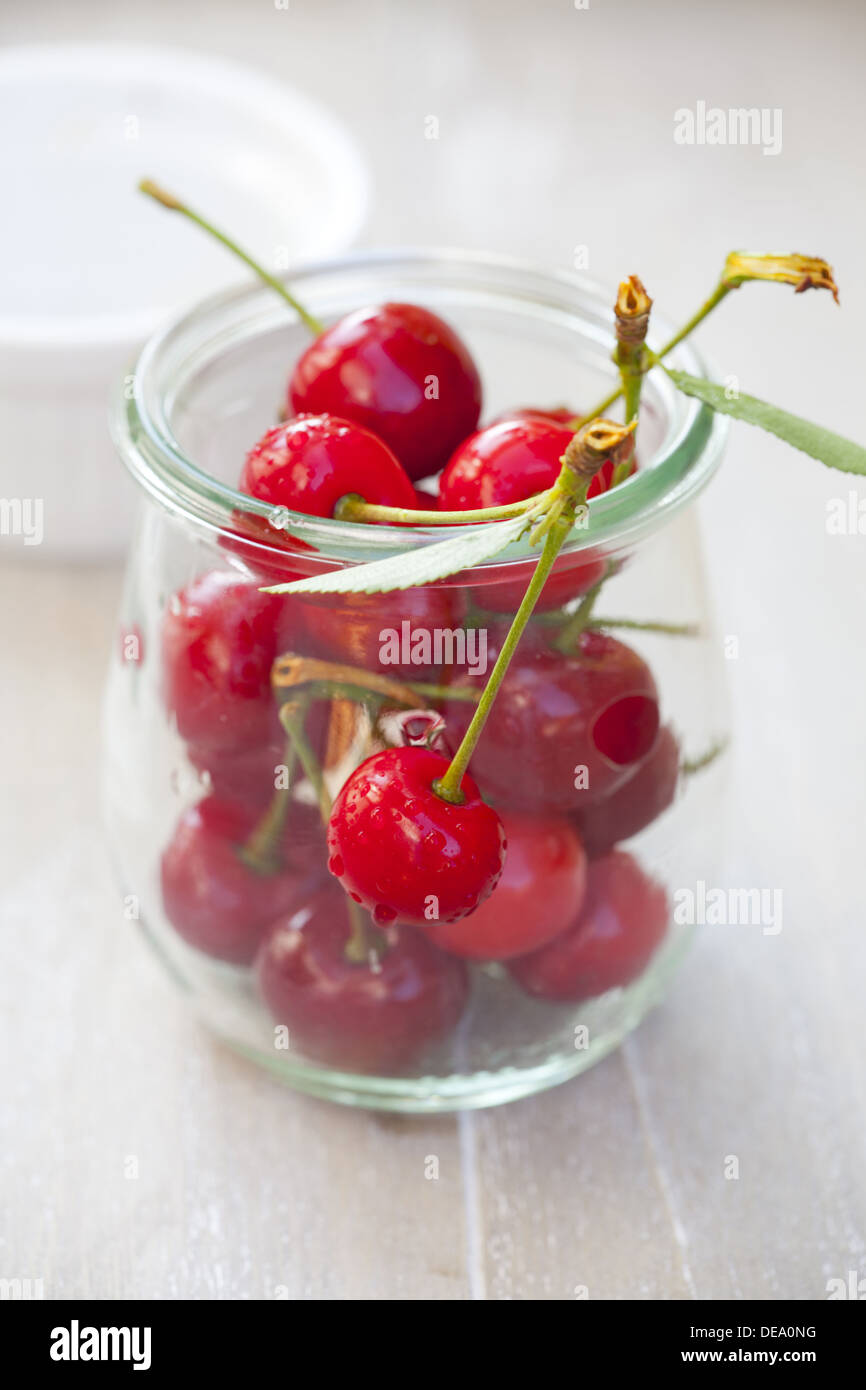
top-left (2, 0), bottom-right (865, 1299)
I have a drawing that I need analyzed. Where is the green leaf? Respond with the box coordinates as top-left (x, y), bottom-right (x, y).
top-left (261, 513), bottom-right (530, 596)
top-left (665, 368), bottom-right (866, 475)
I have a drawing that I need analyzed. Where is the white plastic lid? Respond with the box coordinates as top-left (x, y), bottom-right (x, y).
top-left (0, 43), bottom-right (368, 348)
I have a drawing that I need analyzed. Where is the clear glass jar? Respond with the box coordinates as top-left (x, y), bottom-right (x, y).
top-left (105, 250), bottom-right (730, 1111)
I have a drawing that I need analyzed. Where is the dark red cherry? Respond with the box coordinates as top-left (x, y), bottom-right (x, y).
top-left (296, 585), bottom-right (468, 681)
top-left (444, 628), bottom-right (660, 813)
top-left (160, 793), bottom-right (316, 964)
top-left (162, 571), bottom-right (296, 755)
top-left (424, 811), bottom-right (587, 960)
top-left (508, 851), bottom-right (669, 1001)
top-left (186, 700), bottom-right (330, 802)
top-left (288, 303), bottom-right (482, 482)
top-left (239, 414), bottom-right (417, 520)
top-left (573, 725), bottom-right (680, 857)
top-left (327, 746), bottom-right (506, 926)
top-left (256, 887), bottom-right (469, 1072)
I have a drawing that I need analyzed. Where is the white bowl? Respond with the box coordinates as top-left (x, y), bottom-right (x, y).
top-left (0, 43), bottom-right (368, 560)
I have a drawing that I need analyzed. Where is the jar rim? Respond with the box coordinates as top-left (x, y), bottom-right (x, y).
top-left (112, 247), bottom-right (728, 574)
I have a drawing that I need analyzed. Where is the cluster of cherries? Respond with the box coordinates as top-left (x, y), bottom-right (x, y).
top-left (157, 295), bottom-right (673, 1074)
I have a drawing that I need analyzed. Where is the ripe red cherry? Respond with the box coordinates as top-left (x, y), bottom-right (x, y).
top-left (508, 851), bottom-right (669, 1001)
top-left (438, 416), bottom-right (605, 612)
top-left (162, 571), bottom-right (295, 755)
top-left (296, 585), bottom-right (468, 681)
top-left (160, 794), bottom-right (317, 964)
top-left (240, 414), bottom-right (417, 520)
top-left (424, 811), bottom-right (587, 960)
top-left (483, 409), bottom-right (637, 499)
top-left (327, 746), bottom-right (506, 926)
top-left (256, 887), bottom-right (469, 1072)
top-left (573, 725), bottom-right (680, 857)
top-left (288, 303), bottom-right (482, 482)
top-left (439, 415), bottom-right (574, 512)
top-left (444, 628), bottom-right (660, 813)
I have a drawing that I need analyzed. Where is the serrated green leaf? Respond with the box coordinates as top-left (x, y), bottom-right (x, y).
top-left (665, 367), bottom-right (866, 475)
top-left (262, 513), bottom-right (530, 596)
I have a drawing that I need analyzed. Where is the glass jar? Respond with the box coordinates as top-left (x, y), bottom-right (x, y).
top-left (105, 250), bottom-right (730, 1111)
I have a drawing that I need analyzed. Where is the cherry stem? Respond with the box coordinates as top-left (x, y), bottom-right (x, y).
top-left (236, 744), bottom-right (297, 876)
top-left (681, 737), bottom-right (728, 776)
top-left (335, 493), bottom-right (539, 526)
top-left (552, 563), bottom-right (613, 654)
top-left (569, 280), bottom-right (733, 432)
top-left (277, 703), bottom-right (331, 825)
top-left (138, 179), bottom-right (325, 336)
top-left (588, 616), bottom-right (700, 637)
top-left (433, 507), bottom-right (578, 804)
top-left (613, 275), bottom-right (653, 427)
top-left (273, 652), bottom-right (455, 710)
top-left (276, 701), bottom-right (383, 964)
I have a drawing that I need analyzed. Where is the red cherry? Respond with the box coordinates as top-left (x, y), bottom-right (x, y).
top-left (438, 417), bottom-right (604, 612)
top-left (327, 746), bottom-right (506, 926)
top-left (240, 414), bottom-right (417, 521)
top-left (160, 794), bottom-right (316, 964)
top-left (444, 628), bottom-right (660, 813)
top-left (424, 811), bottom-right (587, 960)
top-left (296, 585), bottom-right (468, 681)
top-left (573, 726), bottom-right (680, 857)
top-left (288, 303), bottom-right (482, 482)
top-left (162, 571), bottom-right (295, 755)
top-left (256, 887), bottom-right (469, 1072)
top-left (482, 409), bottom-right (637, 499)
top-left (508, 851), bottom-right (669, 1001)
top-left (439, 416), bottom-right (574, 512)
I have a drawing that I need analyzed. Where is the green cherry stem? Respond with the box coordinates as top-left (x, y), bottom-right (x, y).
top-left (276, 701), bottom-right (383, 964)
top-left (138, 179), bottom-right (325, 336)
top-left (432, 417), bottom-right (637, 805)
top-left (551, 562), bottom-right (614, 654)
top-left (334, 492), bottom-right (541, 526)
top-left (237, 743), bottom-right (298, 876)
top-left (433, 511), bottom-right (575, 804)
top-left (277, 703), bottom-right (331, 825)
top-left (587, 616), bottom-right (700, 637)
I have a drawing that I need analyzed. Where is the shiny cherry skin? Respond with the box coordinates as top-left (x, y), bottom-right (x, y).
top-left (424, 811), bottom-right (587, 960)
top-left (288, 303), bottom-right (482, 482)
top-left (240, 413), bottom-right (417, 520)
top-left (296, 585), bottom-right (468, 681)
top-left (327, 746), bottom-right (506, 926)
top-left (573, 725), bottom-right (680, 857)
top-left (256, 887), bottom-right (469, 1072)
top-left (485, 408), bottom-right (637, 499)
top-left (160, 793), bottom-right (316, 964)
top-left (439, 416), bottom-right (575, 512)
top-left (444, 628), bottom-right (660, 814)
top-left (508, 851), bottom-right (668, 1001)
top-left (162, 571), bottom-right (296, 755)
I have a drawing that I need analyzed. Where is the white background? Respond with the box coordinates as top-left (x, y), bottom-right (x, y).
top-left (1, 0), bottom-right (865, 1299)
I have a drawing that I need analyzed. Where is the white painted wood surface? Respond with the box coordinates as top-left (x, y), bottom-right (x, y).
top-left (2, 0), bottom-right (865, 1300)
